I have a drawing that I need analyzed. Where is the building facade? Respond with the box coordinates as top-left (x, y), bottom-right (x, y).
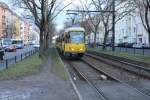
top-left (0, 2), bottom-right (22, 39)
top-left (0, 2), bottom-right (6, 38)
top-left (5, 8), bottom-right (13, 38)
top-left (13, 14), bottom-right (20, 39)
top-left (29, 24), bottom-right (39, 43)
top-left (85, 3), bottom-right (150, 46)
top-left (115, 14), bottom-right (149, 45)
top-left (20, 19), bottom-right (30, 45)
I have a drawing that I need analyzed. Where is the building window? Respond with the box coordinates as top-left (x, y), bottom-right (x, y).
top-left (133, 38), bottom-right (136, 43)
top-left (129, 27), bottom-right (131, 33)
top-left (122, 29), bottom-right (124, 34)
top-left (134, 27), bottom-right (136, 33)
top-left (139, 38), bottom-right (142, 43)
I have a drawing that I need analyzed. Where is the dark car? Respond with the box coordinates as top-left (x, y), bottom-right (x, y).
top-left (12, 39), bottom-right (24, 49)
top-left (117, 42), bottom-right (134, 48)
top-left (5, 45), bottom-right (16, 52)
top-left (0, 40), bottom-right (5, 60)
top-left (1, 38), bottom-right (16, 52)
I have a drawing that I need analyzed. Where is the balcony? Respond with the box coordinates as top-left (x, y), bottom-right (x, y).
top-left (137, 33), bottom-right (143, 36)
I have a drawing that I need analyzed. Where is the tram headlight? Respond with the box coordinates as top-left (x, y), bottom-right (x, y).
top-left (80, 48), bottom-right (83, 51)
top-left (71, 49), bottom-right (75, 51)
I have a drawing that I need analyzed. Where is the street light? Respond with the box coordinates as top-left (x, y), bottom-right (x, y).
top-left (112, 0), bottom-right (115, 51)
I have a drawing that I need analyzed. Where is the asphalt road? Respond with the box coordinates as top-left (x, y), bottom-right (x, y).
top-left (5, 45), bottom-right (34, 59)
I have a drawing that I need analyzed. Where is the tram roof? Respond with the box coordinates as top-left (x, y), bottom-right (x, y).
top-left (65, 27), bottom-right (85, 32)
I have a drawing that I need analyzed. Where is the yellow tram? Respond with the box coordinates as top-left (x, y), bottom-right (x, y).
top-left (56, 26), bottom-right (86, 57)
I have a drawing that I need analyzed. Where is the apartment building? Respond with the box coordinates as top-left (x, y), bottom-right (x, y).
top-left (0, 2), bottom-right (23, 39)
top-left (85, 1), bottom-right (149, 46)
top-left (0, 2), bottom-right (7, 38)
top-left (5, 7), bottom-right (14, 38)
top-left (29, 24), bottom-right (39, 43)
top-left (20, 18), bottom-right (30, 45)
top-left (115, 14), bottom-right (149, 45)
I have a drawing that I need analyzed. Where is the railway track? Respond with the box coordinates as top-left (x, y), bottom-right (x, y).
top-left (65, 58), bottom-right (150, 100)
top-left (69, 63), bottom-right (108, 100)
top-left (87, 51), bottom-right (150, 67)
top-left (83, 53), bottom-right (150, 96)
top-left (85, 52), bottom-right (150, 79)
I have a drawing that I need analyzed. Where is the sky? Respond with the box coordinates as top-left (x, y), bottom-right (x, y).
top-left (0, 0), bottom-right (90, 31)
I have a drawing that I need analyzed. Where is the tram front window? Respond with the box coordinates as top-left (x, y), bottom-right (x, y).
top-left (70, 32), bottom-right (84, 43)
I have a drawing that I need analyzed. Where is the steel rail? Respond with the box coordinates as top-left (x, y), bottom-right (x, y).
top-left (85, 53), bottom-right (150, 79)
top-left (69, 62), bottom-right (108, 100)
top-left (82, 57), bottom-right (150, 99)
top-left (86, 52), bottom-right (150, 71)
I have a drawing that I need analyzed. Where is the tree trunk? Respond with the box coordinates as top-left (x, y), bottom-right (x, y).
top-left (148, 30), bottom-right (150, 47)
top-left (102, 31), bottom-right (108, 51)
top-left (46, 32), bottom-right (49, 49)
top-left (39, 28), bottom-right (44, 57)
top-left (43, 23), bottom-right (49, 50)
top-left (93, 32), bottom-right (97, 48)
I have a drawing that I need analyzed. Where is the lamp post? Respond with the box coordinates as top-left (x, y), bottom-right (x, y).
top-left (112, 0), bottom-right (115, 51)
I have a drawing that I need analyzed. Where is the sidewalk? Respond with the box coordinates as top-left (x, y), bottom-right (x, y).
top-left (0, 57), bottom-right (78, 100)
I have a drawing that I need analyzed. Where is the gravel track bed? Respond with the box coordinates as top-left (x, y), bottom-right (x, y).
top-left (64, 58), bottom-right (150, 100)
top-left (86, 53), bottom-right (150, 79)
top-left (83, 56), bottom-right (146, 82)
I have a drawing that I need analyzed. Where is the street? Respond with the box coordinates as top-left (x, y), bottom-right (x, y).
top-left (5, 45), bottom-right (34, 60)
top-left (0, 0), bottom-right (150, 100)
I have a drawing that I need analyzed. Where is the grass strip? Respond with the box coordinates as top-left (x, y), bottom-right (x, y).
top-left (0, 53), bottom-right (42, 80)
top-left (88, 48), bottom-right (150, 63)
top-left (49, 48), bottom-right (69, 80)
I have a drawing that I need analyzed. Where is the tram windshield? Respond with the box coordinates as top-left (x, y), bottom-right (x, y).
top-left (70, 31), bottom-right (84, 43)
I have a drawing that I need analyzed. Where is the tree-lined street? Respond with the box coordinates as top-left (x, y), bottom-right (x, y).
top-left (0, 0), bottom-right (150, 100)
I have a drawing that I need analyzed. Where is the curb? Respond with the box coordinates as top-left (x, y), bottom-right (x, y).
top-left (56, 49), bottom-right (83, 100)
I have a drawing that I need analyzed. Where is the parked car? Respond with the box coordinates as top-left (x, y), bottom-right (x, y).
top-left (5, 44), bottom-right (16, 52)
top-left (141, 43), bottom-right (150, 48)
top-left (33, 43), bottom-right (40, 48)
top-left (28, 41), bottom-right (36, 45)
top-left (1, 38), bottom-right (16, 52)
top-left (0, 40), bottom-right (5, 60)
top-left (28, 41), bottom-right (34, 45)
top-left (132, 43), bottom-right (150, 48)
top-left (12, 39), bottom-right (24, 49)
top-left (117, 42), bottom-right (134, 48)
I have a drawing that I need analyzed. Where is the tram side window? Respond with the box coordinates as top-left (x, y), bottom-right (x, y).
top-left (64, 34), bottom-right (70, 43)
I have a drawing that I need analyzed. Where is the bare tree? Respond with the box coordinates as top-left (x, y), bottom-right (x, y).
top-left (133, 0), bottom-right (150, 45)
top-left (79, 0), bottom-right (134, 50)
top-left (91, 0), bottom-right (134, 50)
top-left (77, 0), bottom-right (102, 47)
top-left (14, 0), bottom-right (71, 56)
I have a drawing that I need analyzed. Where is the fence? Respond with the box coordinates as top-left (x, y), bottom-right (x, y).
top-left (0, 48), bottom-right (39, 70)
top-left (96, 46), bottom-right (150, 56)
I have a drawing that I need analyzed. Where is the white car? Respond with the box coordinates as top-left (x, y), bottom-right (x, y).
top-left (133, 43), bottom-right (149, 48)
top-left (33, 44), bottom-right (40, 48)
